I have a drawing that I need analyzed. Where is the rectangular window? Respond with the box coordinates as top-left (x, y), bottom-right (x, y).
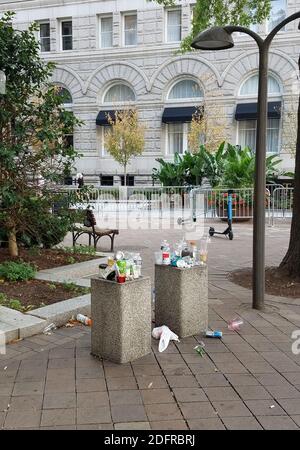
top-left (61, 20), bottom-right (73, 51)
top-left (168, 123), bottom-right (190, 154)
top-left (167, 9), bottom-right (182, 43)
top-left (100, 16), bottom-right (113, 48)
top-left (268, 0), bottom-right (286, 32)
top-left (238, 118), bottom-right (280, 153)
top-left (101, 175), bottom-right (114, 186)
top-left (124, 14), bottom-right (137, 46)
top-left (39, 22), bottom-right (50, 52)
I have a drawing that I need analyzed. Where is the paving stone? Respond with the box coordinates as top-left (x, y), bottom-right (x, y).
top-left (156, 354), bottom-right (185, 365)
top-left (4, 410), bottom-right (41, 429)
top-left (166, 376), bottom-right (199, 388)
top-left (106, 377), bottom-right (138, 391)
top-left (195, 373), bottom-right (229, 387)
top-left (257, 415), bottom-right (299, 430)
top-left (245, 400), bottom-right (287, 416)
top-left (203, 387), bottom-right (240, 402)
top-left (188, 418), bottom-right (225, 430)
top-left (109, 390), bottom-right (143, 406)
top-left (290, 416), bottom-right (300, 427)
top-left (77, 391), bottom-right (109, 408)
top-left (212, 401), bottom-right (253, 418)
top-left (224, 374), bottom-right (260, 386)
top-left (173, 388), bottom-right (207, 403)
top-left (76, 366), bottom-right (104, 379)
top-left (43, 393), bottom-right (76, 409)
top-left (214, 361), bottom-right (248, 374)
top-left (12, 382), bottom-right (45, 397)
top-left (111, 404), bottom-right (147, 423)
top-left (115, 422), bottom-right (151, 430)
top-left (41, 408), bottom-right (76, 427)
top-left (132, 365), bottom-right (162, 376)
top-left (44, 380), bottom-right (76, 393)
top-left (136, 375), bottom-right (168, 390)
top-left (104, 365), bottom-right (134, 378)
top-left (282, 373), bottom-right (300, 385)
top-left (77, 424), bottom-right (114, 430)
top-left (76, 378), bottom-right (107, 393)
top-left (145, 403), bottom-right (183, 421)
top-left (9, 395), bottom-right (43, 411)
top-left (161, 364), bottom-right (192, 376)
top-left (141, 389), bottom-right (175, 404)
top-left (253, 373), bottom-right (291, 386)
top-left (48, 358), bottom-right (75, 369)
top-left (222, 417), bottom-right (263, 430)
top-left (265, 385), bottom-right (300, 399)
top-left (234, 385), bottom-right (272, 400)
top-left (0, 383), bottom-right (14, 395)
top-left (77, 406), bottom-right (111, 425)
top-left (276, 398), bottom-right (300, 415)
top-left (179, 402), bottom-right (217, 419)
top-left (150, 420), bottom-right (188, 430)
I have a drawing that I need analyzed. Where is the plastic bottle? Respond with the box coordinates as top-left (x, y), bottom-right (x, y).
top-left (77, 314), bottom-right (92, 326)
top-left (161, 240), bottom-right (171, 265)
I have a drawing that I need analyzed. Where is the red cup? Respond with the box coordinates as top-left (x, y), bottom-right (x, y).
top-left (117, 275), bottom-right (126, 283)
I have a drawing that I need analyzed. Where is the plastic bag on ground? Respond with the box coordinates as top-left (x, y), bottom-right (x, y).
top-left (152, 325), bottom-right (180, 352)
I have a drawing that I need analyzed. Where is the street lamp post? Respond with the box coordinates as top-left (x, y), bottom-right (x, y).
top-left (191, 12), bottom-right (300, 310)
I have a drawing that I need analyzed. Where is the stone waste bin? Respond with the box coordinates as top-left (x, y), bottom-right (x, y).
top-left (155, 264), bottom-right (208, 338)
top-left (91, 276), bottom-right (152, 364)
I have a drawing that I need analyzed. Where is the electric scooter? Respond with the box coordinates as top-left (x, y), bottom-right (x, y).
top-left (209, 189), bottom-right (234, 240)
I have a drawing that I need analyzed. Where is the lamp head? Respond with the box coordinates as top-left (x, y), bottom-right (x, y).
top-left (191, 26), bottom-right (234, 50)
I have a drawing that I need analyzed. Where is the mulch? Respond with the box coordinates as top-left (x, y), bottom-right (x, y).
top-left (229, 267), bottom-right (300, 298)
top-left (0, 247), bottom-right (99, 271)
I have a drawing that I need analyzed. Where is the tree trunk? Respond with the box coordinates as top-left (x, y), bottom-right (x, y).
top-left (8, 227), bottom-right (18, 257)
top-left (279, 57), bottom-right (300, 277)
top-left (123, 164), bottom-right (127, 187)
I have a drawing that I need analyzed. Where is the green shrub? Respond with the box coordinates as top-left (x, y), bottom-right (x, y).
top-left (0, 261), bottom-right (37, 282)
top-left (21, 214), bottom-right (71, 249)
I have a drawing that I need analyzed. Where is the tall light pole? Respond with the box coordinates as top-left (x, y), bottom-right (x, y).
top-left (191, 12), bottom-right (300, 310)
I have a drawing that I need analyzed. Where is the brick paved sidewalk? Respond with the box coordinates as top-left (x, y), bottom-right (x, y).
top-left (1, 223), bottom-right (300, 430)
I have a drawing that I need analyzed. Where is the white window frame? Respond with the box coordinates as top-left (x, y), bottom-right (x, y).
top-left (38, 21), bottom-right (51, 53)
top-left (102, 82), bottom-right (136, 105)
top-left (166, 122), bottom-right (190, 155)
top-left (59, 18), bottom-right (73, 51)
top-left (165, 8), bottom-right (182, 43)
top-left (123, 12), bottom-right (137, 47)
top-left (237, 117), bottom-right (281, 154)
top-left (99, 15), bottom-right (113, 49)
top-left (238, 74), bottom-right (282, 98)
top-left (167, 79), bottom-right (204, 104)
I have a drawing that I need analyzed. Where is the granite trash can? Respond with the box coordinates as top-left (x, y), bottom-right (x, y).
top-left (91, 276), bottom-right (152, 364)
top-left (155, 264), bottom-right (208, 338)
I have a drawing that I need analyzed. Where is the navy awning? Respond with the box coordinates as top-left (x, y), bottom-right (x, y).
top-left (235, 101), bottom-right (281, 121)
top-left (96, 110), bottom-right (118, 126)
top-left (162, 106), bottom-right (198, 124)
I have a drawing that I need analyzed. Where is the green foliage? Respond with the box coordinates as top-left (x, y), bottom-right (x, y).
top-left (0, 293), bottom-right (25, 312)
top-left (152, 142), bottom-right (284, 188)
top-left (61, 245), bottom-right (97, 256)
top-left (21, 213), bottom-right (71, 249)
top-left (0, 261), bottom-right (37, 282)
top-left (154, 0), bottom-right (272, 52)
top-left (0, 12), bottom-right (83, 256)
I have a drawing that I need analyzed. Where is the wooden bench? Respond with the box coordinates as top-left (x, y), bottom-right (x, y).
top-left (72, 209), bottom-right (119, 251)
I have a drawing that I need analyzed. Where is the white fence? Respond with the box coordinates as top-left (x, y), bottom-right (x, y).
top-left (57, 185), bottom-right (294, 224)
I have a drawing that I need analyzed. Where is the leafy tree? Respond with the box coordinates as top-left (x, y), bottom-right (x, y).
top-left (154, 0), bottom-right (271, 52)
top-left (105, 109), bottom-right (145, 186)
top-left (0, 12), bottom-right (82, 257)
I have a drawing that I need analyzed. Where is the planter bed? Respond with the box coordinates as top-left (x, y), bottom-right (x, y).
top-left (0, 279), bottom-right (90, 311)
top-left (0, 247), bottom-right (101, 271)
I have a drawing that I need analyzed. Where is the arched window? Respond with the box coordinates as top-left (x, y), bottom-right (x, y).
top-left (104, 84), bottom-right (135, 103)
top-left (239, 74), bottom-right (281, 96)
top-left (237, 74), bottom-right (282, 154)
top-left (168, 79), bottom-right (203, 100)
top-left (55, 86), bottom-right (73, 104)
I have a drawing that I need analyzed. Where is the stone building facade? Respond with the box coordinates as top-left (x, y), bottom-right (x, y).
top-left (0, 0), bottom-right (299, 185)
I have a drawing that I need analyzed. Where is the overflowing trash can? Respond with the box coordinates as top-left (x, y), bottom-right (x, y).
top-left (155, 264), bottom-right (208, 338)
top-left (91, 276), bottom-right (152, 364)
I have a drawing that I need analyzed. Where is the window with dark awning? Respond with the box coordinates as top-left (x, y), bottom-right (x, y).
top-left (235, 101), bottom-right (281, 121)
top-left (162, 106), bottom-right (198, 123)
top-left (96, 110), bottom-right (118, 126)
